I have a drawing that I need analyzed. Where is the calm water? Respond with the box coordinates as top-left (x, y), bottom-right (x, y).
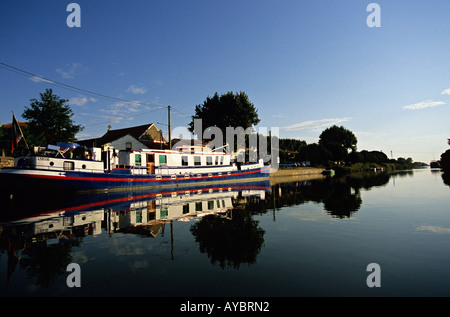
top-left (1, 168), bottom-right (449, 297)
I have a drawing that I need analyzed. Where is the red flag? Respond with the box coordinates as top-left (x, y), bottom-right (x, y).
top-left (11, 113), bottom-right (23, 154)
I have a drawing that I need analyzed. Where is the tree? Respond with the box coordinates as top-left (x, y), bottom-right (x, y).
top-left (22, 89), bottom-right (84, 146)
top-left (318, 125), bottom-right (357, 161)
top-left (319, 125), bottom-right (357, 152)
top-left (298, 143), bottom-right (332, 165)
top-left (188, 91), bottom-right (260, 134)
top-left (441, 150), bottom-right (450, 173)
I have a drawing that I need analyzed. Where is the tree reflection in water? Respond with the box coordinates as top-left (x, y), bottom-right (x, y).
top-left (442, 172), bottom-right (450, 187)
top-left (190, 208), bottom-right (265, 269)
top-left (269, 172), bottom-right (391, 218)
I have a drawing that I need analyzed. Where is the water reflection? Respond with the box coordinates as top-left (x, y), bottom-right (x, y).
top-left (441, 171), bottom-right (450, 187)
top-left (270, 172), bottom-right (391, 218)
top-left (1, 170), bottom-right (445, 293)
top-left (0, 181), bottom-right (271, 289)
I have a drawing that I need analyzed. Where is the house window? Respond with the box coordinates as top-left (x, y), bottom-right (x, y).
top-left (135, 154), bottom-right (141, 167)
top-left (182, 156), bottom-right (188, 166)
top-left (194, 156), bottom-right (201, 166)
top-left (126, 142), bottom-right (132, 151)
top-left (159, 155), bottom-right (167, 166)
top-left (206, 156), bottom-right (212, 165)
top-left (64, 161), bottom-right (74, 170)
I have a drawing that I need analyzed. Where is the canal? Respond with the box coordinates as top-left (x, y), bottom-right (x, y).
top-left (0, 168), bottom-right (449, 298)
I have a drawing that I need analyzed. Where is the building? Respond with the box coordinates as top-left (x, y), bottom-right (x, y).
top-left (78, 123), bottom-right (168, 151)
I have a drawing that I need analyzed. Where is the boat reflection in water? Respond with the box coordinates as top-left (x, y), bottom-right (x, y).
top-left (1, 180), bottom-right (271, 234)
top-left (0, 180), bottom-right (271, 288)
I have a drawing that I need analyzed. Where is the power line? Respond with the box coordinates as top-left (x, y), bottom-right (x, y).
top-left (82, 107), bottom-right (165, 127)
top-left (0, 62), bottom-right (191, 118)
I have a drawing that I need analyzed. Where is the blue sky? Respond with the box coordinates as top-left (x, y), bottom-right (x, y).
top-left (1, 0), bottom-right (449, 163)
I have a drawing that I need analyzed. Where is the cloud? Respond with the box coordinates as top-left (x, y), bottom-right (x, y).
top-left (127, 85), bottom-right (147, 95)
top-left (441, 88), bottom-right (450, 95)
top-left (283, 117), bottom-right (352, 131)
top-left (96, 100), bottom-right (151, 124)
top-left (30, 75), bottom-right (54, 84)
top-left (56, 62), bottom-right (87, 79)
top-left (402, 100), bottom-right (446, 110)
top-left (69, 96), bottom-right (97, 107)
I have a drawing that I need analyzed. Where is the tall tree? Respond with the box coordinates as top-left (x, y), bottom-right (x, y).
top-left (318, 125), bottom-right (357, 160)
top-left (188, 91), bottom-right (260, 134)
top-left (22, 89), bottom-right (84, 145)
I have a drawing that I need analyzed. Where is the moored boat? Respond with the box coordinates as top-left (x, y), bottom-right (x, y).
top-left (0, 142), bottom-right (270, 195)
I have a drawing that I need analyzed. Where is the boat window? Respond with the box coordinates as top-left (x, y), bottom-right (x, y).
top-left (215, 156), bottom-right (219, 165)
top-left (63, 161), bottom-right (75, 170)
top-left (182, 155), bottom-right (188, 166)
top-left (183, 204), bottom-right (189, 214)
top-left (136, 210), bottom-right (142, 223)
top-left (135, 154), bottom-right (141, 167)
top-left (194, 156), bottom-right (201, 166)
top-left (159, 155), bottom-right (167, 166)
top-left (206, 156), bottom-right (212, 165)
top-left (220, 156), bottom-right (224, 165)
top-left (160, 207), bottom-right (168, 219)
top-left (195, 202), bottom-right (202, 212)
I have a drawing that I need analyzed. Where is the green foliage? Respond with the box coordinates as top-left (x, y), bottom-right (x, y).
top-left (348, 150), bottom-right (388, 164)
top-left (0, 122), bottom-right (38, 156)
top-left (188, 91), bottom-right (260, 133)
top-left (0, 125), bottom-right (9, 154)
top-left (279, 138), bottom-right (306, 153)
top-left (297, 143), bottom-right (332, 164)
top-left (22, 89), bottom-right (84, 146)
top-left (318, 125), bottom-right (357, 161)
top-left (440, 149), bottom-right (450, 173)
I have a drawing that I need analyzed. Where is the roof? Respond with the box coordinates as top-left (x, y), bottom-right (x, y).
top-left (2, 121), bottom-right (28, 129)
top-left (78, 123), bottom-right (168, 148)
top-left (101, 124), bottom-right (151, 144)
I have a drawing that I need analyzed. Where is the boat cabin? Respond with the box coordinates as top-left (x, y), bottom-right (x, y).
top-left (13, 142), bottom-right (263, 177)
top-left (116, 146), bottom-right (233, 175)
top-left (14, 144), bottom-right (104, 173)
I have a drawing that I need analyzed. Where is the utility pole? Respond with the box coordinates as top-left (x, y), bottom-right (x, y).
top-left (168, 105), bottom-right (171, 149)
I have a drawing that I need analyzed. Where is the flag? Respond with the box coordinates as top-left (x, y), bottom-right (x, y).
top-left (11, 113), bottom-right (23, 154)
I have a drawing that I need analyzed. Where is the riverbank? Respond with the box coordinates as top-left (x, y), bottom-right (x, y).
top-left (270, 167), bottom-right (325, 185)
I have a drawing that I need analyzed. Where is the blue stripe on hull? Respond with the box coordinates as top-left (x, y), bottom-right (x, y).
top-left (1, 166), bottom-right (271, 194)
top-left (69, 167), bottom-right (270, 192)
